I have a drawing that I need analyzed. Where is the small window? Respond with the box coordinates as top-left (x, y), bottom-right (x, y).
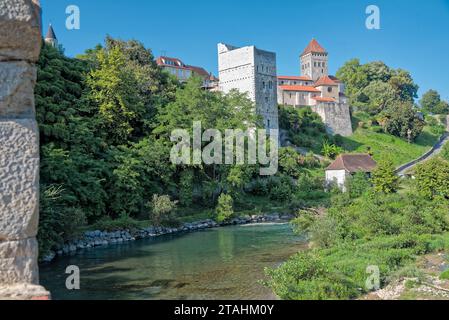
top-left (328, 87), bottom-right (333, 93)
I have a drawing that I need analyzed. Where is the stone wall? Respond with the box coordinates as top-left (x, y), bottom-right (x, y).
top-left (218, 43), bottom-right (279, 130)
top-left (312, 102), bottom-right (353, 137)
top-left (0, 0), bottom-right (49, 300)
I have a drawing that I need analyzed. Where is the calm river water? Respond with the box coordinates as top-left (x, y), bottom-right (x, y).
top-left (40, 223), bottom-right (306, 300)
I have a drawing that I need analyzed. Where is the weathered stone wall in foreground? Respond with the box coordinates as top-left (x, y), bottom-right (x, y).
top-left (0, 0), bottom-right (49, 300)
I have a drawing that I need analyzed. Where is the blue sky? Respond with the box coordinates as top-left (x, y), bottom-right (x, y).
top-left (41, 0), bottom-right (449, 100)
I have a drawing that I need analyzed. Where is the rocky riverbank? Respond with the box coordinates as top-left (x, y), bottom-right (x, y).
top-left (41, 213), bottom-right (294, 263)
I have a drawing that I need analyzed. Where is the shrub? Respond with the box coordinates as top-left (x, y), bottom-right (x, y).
top-left (38, 185), bottom-right (87, 258)
top-left (441, 143), bottom-right (449, 162)
top-left (91, 214), bottom-right (140, 232)
top-left (216, 193), bottom-right (234, 223)
top-left (149, 195), bottom-right (178, 227)
top-left (440, 270), bottom-right (449, 280)
top-left (346, 172), bottom-right (371, 198)
top-left (269, 176), bottom-right (294, 202)
top-left (371, 159), bottom-right (399, 194)
top-left (322, 141), bottom-right (344, 159)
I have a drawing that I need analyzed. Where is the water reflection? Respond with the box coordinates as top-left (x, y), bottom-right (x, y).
top-left (40, 223), bottom-right (306, 300)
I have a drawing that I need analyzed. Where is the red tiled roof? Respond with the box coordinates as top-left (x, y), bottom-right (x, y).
top-left (314, 75), bottom-right (339, 87)
top-left (326, 154), bottom-right (377, 173)
top-left (156, 56), bottom-right (185, 67)
top-left (279, 85), bottom-right (321, 92)
top-left (277, 75), bottom-right (313, 81)
top-left (329, 75), bottom-right (342, 83)
top-left (312, 97), bottom-right (336, 102)
top-left (301, 39), bottom-right (327, 56)
top-left (187, 65), bottom-right (210, 77)
top-left (156, 56), bottom-right (215, 79)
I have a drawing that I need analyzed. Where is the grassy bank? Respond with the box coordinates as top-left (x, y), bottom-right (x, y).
top-left (340, 126), bottom-right (440, 167)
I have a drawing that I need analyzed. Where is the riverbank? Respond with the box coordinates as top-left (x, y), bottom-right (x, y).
top-left (41, 213), bottom-right (295, 263)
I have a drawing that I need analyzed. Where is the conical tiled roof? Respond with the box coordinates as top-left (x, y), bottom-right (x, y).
top-left (301, 39), bottom-right (326, 56)
top-left (45, 24), bottom-right (57, 40)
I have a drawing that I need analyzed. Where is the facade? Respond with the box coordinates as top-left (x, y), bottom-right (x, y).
top-left (325, 154), bottom-right (377, 191)
top-left (300, 39), bottom-right (328, 81)
top-left (156, 56), bottom-right (219, 90)
top-left (44, 24), bottom-right (58, 48)
top-left (217, 43), bottom-right (279, 130)
top-left (277, 39), bottom-right (353, 137)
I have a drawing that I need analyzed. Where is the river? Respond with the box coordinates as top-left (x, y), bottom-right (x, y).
top-left (39, 222), bottom-right (306, 300)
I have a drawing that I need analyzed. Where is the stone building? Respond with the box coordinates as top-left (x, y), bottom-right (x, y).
top-left (300, 39), bottom-right (329, 81)
top-left (325, 154), bottom-right (377, 191)
top-left (44, 23), bottom-right (58, 48)
top-left (217, 43), bottom-right (279, 130)
top-left (278, 39), bottom-right (353, 137)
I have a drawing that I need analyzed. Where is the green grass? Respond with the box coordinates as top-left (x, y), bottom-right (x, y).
top-left (340, 126), bottom-right (440, 167)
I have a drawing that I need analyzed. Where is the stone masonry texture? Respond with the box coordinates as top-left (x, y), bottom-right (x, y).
top-left (0, 0), bottom-right (49, 299)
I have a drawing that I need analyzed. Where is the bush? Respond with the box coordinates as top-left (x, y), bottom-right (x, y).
top-left (216, 193), bottom-right (234, 223)
top-left (440, 270), bottom-right (449, 280)
top-left (149, 195), bottom-right (178, 227)
top-left (346, 172), bottom-right (371, 198)
top-left (265, 234), bottom-right (432, 300)
top-left (371, 159), bottom-right (399, 194)
top-left (90, 214), bottom-right (140, 232)
top-left (322, 141), bottom-right (344, 159)
top-left (441, 143), bottom-right (449, 162)
top-left (38, 185), bottom-right (87, 257)
top-left (269, 176), bottom-right (294, 202)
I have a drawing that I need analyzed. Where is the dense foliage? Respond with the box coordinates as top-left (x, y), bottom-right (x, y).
top-left (266, 157), bottom-right (449, 300)
top-left (420, 90), bottom-right (449, 115)
top-left (36, 40), bottom-right (328, 257)
top-left (336, 59), bottom-right (424, 141)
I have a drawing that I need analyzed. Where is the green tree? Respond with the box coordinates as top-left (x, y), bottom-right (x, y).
top-left (336, 59), bottom-right (418, 116)
top-left (86, 46), bottom-right (145, 144)
top-left (278, 147), bottom-right (304, 178)
top-left (346, 172), bottom-right (371, 198)
top-left (216, 193), bottom-right (234, 223)
top-left (371, 159), bottom-right (399, 194)
top-left (420, 90), bottom-right (449, 115)
top-left (382, 102), bottom-right (424, 142)
top-left (149, 195), bottom-right (178, 227)
top-left (414, 158), bottom-right (449, 200)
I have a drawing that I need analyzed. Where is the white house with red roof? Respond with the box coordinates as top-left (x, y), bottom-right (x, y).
top-left (325, 154), bottom-right (377, 191)
top-left (277, 39), bottom-right (353, 136)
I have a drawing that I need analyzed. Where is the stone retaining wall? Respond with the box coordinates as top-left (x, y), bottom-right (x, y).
top-left (0, 0), bottom-right (49, 300)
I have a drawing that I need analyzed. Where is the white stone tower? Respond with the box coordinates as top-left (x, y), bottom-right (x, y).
top-left (300, 39), bottom-right (328, 81)
top-left (218, 43), bottom-right (279, 130)
top-left (44, 24), bottom-right (58, 48)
